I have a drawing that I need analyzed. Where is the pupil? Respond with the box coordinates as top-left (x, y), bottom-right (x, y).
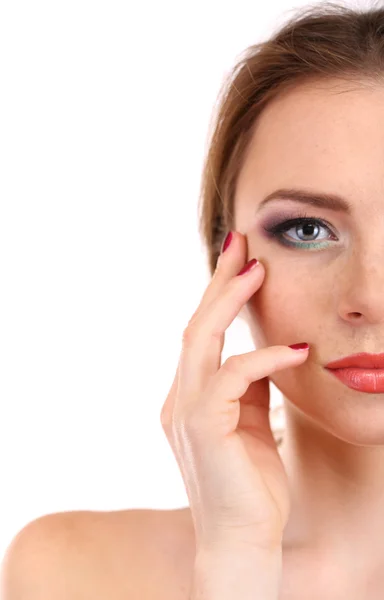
top-left (302, 223), bottom-right (316, 238)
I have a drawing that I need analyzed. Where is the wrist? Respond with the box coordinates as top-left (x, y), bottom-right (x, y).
top-left (190, 544), bottom-right (282, 600)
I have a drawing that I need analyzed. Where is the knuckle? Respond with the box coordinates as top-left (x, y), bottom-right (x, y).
top-left (221, 354), bottom-right (250, 382)
top-left (182, 322), bottom-right (202, 347)
top-left (160, 406), bottom-right (171, 429)
top-left (211, 327), bottom-right (224, 343)
top-left (222, 355), bottom-right (240, 373)
top-left (181, 325), bottom-right (195, 346)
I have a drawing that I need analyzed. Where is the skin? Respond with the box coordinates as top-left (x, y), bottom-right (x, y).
top-left (234, 77), bottom-right (384, 587)
top-left (7, 78), bottom-right (384, 600)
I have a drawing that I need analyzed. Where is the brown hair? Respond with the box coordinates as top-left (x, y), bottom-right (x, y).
top-left (197, 0), bottom-right (384, 446)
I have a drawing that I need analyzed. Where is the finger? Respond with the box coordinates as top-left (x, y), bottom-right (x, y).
top-left (162, 231), bottom-right (250, 427)
top-left (179, 346), bottom-right (308, 439)
top-left (187, 231), bottom-right (248, 325)
top-left (178, 259), bottom-right (265, 397)
top-left (215, 347), bottom-right (307, 410)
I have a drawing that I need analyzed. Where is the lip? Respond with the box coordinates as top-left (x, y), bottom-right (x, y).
top-left (326, 368), bottom-right (384, 393)
top-left (325, 352), bottom-right (384, 369)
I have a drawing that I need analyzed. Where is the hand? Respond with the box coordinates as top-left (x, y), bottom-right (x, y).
top-left (160, 231), bottom-right (309, 553)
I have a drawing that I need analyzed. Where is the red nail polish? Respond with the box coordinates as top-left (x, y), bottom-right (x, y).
top-left (221, 231), bottom-right (233, 254)
top-left (236, 258), bottom-right (259, 276)
top-left (289, 343), bottom-right (309, 350)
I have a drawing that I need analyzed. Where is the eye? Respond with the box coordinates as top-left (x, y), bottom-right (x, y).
top-left (262, 214), bottom-right (338, 249)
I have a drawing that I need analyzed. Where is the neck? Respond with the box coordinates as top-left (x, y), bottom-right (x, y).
top-left (279, 397), bottom-right (384, 566)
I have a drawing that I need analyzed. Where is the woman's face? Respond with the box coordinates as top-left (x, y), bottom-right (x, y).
top-left (234, 79), bottom-right (384, 444)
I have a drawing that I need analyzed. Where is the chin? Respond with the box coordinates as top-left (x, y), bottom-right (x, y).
top-left (273, 371), bottom-right (384, 447)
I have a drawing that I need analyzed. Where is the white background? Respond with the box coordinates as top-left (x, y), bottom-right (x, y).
top-left (0, 0), bottom-right (350, 561)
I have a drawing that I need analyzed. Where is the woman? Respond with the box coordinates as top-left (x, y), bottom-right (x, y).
top-left (3, 2), bottom-right (384, 598)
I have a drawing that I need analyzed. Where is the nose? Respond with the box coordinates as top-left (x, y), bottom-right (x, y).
top-left (337, 256), bottom-right (384, 325)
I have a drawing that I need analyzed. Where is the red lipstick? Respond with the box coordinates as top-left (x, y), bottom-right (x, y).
top-left (325, 353), bottom-right (384, 393)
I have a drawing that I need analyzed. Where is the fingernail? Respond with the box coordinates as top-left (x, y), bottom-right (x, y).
top-left (221, 231), bottom-right (233, 254)
top-left (236, 258), bottom-right (259, 276)
top-left (289, 343), bottom-right (309, 350)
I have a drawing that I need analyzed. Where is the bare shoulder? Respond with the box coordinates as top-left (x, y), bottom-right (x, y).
top-left (1, 507), bottom-right (196, 599)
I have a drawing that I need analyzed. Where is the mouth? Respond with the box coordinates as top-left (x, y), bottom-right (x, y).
top-left (324, 353), bottom-right (384, 393)
top-left (325, 352), bottom-right (384, 370)
top-left (325, 367), bottom-right (384, 393)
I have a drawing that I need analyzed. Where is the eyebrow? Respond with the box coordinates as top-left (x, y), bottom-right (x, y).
top-left (257, 188), bottom-right (353, 214)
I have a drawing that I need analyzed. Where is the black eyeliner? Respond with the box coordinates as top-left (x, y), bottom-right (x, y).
top-left (260, 211), bottom-right (337, 247)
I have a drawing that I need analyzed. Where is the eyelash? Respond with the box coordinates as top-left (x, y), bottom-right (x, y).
top-left (262, 211), bottom-right (338, 249)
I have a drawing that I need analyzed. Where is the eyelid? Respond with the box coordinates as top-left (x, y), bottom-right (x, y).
top-left (262, 211), bottom-right (336, 232)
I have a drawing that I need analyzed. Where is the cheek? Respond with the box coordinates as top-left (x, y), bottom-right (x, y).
top-left (246, 269), bottom-right (316, 344)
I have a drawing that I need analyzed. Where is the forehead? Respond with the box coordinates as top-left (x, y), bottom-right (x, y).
top-left (235, 79), bottom-right (384, 210)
